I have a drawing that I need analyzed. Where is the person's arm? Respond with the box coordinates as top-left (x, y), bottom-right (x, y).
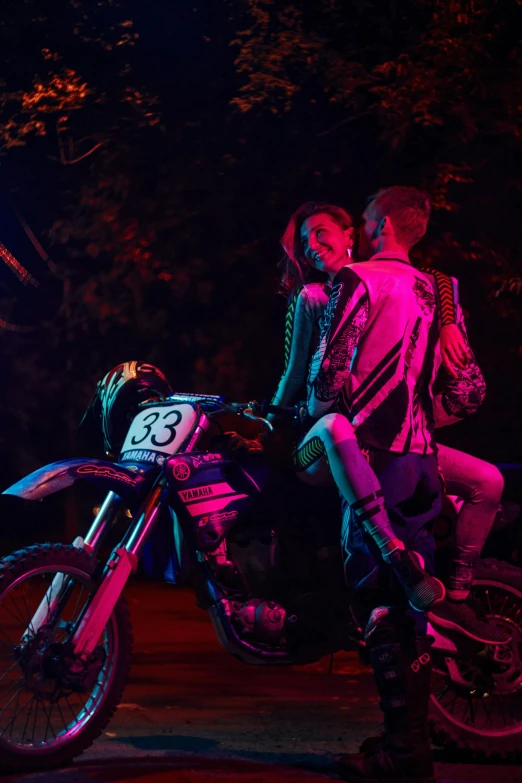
top-left (226, 287), bottom-right (316, 452)
top-left (433, 277), bottom-right (486, 427)
top-left (269, 287), bottom-right (315, 416)
top-left (428, 268), bottom-right (471, 377)
top-left (307, 267), bottom-right (369, 419)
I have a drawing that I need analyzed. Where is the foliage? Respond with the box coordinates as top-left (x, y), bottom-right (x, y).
top-left (0, 0), bottom-right (165, 481)
top-left (229, 1), bottom-right (522, 220)
top-left (0, 0), bottom-right (157, 156)
top-left (228, 0), bottom-right (522, 460)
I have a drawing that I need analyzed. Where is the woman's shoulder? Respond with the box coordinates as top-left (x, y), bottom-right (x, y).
top-left (300, 281), bottom-right (330, 305)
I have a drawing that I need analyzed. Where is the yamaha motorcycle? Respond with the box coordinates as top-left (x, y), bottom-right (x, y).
top-left (0, 380), bottom-right (521, 771)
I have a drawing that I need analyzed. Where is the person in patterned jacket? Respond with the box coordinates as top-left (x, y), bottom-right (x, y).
top-left (271, 190), bottom-right (509, 783)
top-left (274, 199), bottom-right (507, 645)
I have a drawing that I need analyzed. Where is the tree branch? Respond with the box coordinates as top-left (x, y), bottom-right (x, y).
top-left (316, 109), bottom-right (373, 138)
top-left (59, 139), bottom-right (108, 165)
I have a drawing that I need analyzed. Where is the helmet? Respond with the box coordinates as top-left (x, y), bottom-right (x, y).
top-left (83, 361), bottom-right (173, 456)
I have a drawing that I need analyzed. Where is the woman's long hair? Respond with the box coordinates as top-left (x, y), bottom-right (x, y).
top-left (279, 202), bottom-right (354, 297)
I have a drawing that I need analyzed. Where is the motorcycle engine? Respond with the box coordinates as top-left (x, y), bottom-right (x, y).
top-left (231, 598), bottom-right (287, 643)
top-left (204, 523), bottom-right (281, 593)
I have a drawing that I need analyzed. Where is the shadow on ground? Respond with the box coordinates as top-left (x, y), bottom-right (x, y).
top-left (5, 754), bottom-right (338, 783)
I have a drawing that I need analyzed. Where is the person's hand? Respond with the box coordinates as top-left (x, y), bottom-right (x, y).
top-left (298, 403), bottom-right (309, 423)
top-left (224, 432), bottom-right (264, 454)
top-left (440, 324), bottom-right (470, 378)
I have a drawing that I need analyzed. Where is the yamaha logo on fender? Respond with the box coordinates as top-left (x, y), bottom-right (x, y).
top-left (179, 485), bottom-right (214, 502)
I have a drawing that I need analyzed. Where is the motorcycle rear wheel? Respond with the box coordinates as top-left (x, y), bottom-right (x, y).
top-left (429, 558), bottom-right (522, 762)
top-left (0, 542), bottom-right (132, 772)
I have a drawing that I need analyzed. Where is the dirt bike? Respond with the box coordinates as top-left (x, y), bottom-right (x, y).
top-left (0, 391), bottom-right (520, 771)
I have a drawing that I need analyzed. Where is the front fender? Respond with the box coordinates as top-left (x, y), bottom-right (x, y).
top-left (2, 458), bottom-right (156, 501)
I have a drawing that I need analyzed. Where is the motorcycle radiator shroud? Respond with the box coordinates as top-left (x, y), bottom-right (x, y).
top-left (165, 451), bottom-right (271, 552)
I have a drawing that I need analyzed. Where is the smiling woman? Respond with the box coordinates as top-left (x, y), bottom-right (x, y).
top-left (300, 212), bottom-right (354, 279)
top-left (279, 201), bottom-right (355, 296)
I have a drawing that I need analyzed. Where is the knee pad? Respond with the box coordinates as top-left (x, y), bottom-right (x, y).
top-left (364, 605), bottom-right (417, 648)
top-left (364, 606), bottom-right (393, 644)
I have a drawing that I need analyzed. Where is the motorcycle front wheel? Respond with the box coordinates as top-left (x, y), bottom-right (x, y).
top-left (0, 542), bottom-right (132, 772)
top-left (430, 557), bottom-right (522, 762)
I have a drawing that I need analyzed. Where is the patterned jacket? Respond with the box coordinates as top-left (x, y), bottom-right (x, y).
top-left (305, 253), bottom-right (485, 454)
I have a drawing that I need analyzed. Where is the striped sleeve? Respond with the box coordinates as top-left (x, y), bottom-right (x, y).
top-left (270, 287), bottom-right (315, 410)
top-left (423, 268), bottom-right (457, 327)
top-left (283, 289), bottom-right (300, 372)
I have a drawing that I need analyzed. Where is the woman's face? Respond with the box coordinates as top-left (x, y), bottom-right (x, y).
top-left (300, 213), bottom-right (353, 279)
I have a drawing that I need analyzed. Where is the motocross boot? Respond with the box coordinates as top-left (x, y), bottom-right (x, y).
top-left (387, 548), bottom-right (445, 613)
top-left (428, 594), bottom-right (512, 645)
top-left (337, 637), bottom-right (434, 783)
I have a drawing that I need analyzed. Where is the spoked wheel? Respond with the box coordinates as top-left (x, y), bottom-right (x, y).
top-left (430, 558), bottom-right (522, 762)
top-left (0, 543), bottom-right (132, 772)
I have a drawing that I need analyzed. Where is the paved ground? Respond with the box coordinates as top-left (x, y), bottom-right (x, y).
top-left (5, 581), bottom-right (522, 782)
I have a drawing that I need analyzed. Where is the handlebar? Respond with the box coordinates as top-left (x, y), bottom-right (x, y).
top-left (142, 393), bottom-right (300, 431)
top-left (255, 401), bottom-right (299, 419)
top-left (163, 393), bottom-right (279, 432)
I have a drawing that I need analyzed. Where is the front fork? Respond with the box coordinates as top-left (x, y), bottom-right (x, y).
top-left (25, 481), bottom-right (166, 659)
top-left (71, 479), bottom-right (166, 656)
top-left (23, 491), bottom-right (123, 642)
top-left (26, 413), bottom-right (210, 655)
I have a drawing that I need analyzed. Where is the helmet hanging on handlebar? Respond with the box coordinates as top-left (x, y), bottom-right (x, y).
top-left (81, 361), bottom-right (173, 457)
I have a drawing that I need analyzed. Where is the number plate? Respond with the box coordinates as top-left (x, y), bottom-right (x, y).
top-left (119, 403), bottom-right (198, 462)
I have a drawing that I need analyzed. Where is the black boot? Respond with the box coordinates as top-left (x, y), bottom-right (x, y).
top-left (388, 549), bottom-right (445, 612)
top-left (337, 637), bottom-right (434, 783)
top-left (428, 595), bottom-right (512, 645)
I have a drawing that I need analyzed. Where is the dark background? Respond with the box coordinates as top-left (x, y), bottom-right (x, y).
top-left (0, 0), bottom-right (520, 551)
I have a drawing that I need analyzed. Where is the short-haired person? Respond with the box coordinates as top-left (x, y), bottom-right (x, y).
top-left (288, 187), bottom-right (492, 782)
